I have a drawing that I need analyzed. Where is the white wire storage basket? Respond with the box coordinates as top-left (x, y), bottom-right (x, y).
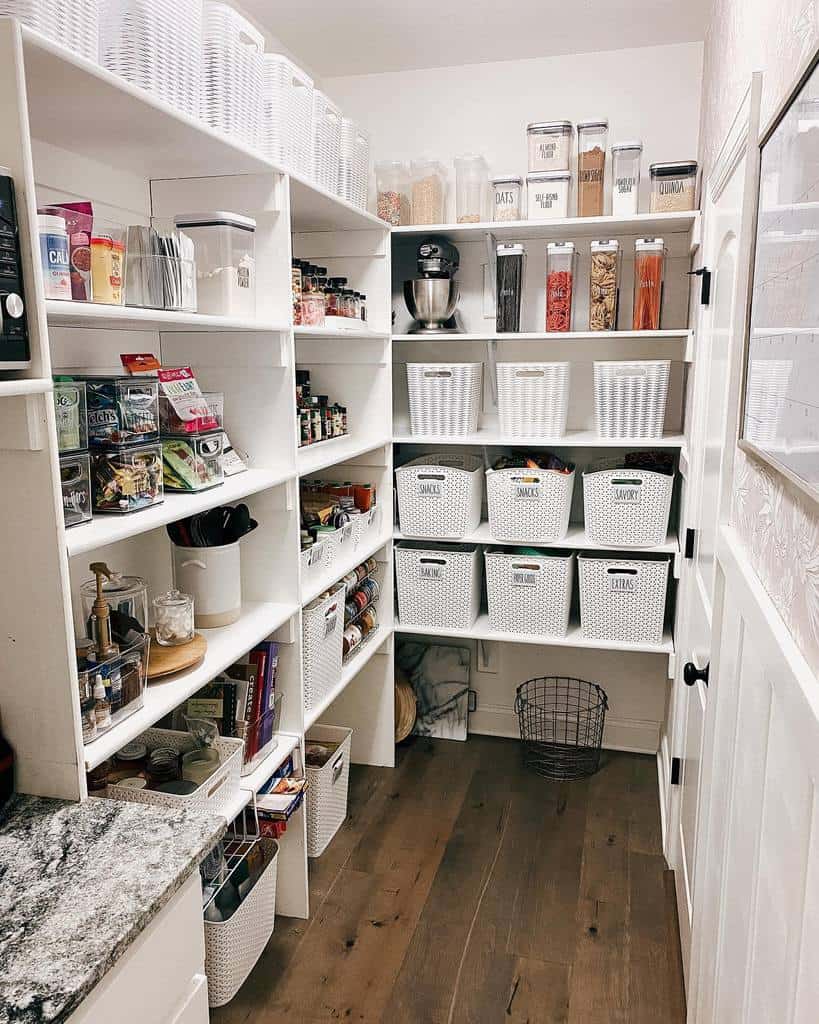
top-left (485, 466), bottom-right (574, 542)
top-left (99, 0), bottom-right (201, 117)
top-left (262, 52), bottom-right (313, 176)
top-left (496, 362), bottom-right (571, 438)
top-left (406, 363), bottom-right (483, 437)
top-left (312, 90), bottom-right (342, 192)
top-left (593, 360), bottom-right (671, 439)
top-left (306, 725), bottom-right (352, 857)
top-left (583, 465), bottom-right (674, 546)
top-left (396, 453), bottom-right (483, 539)
top-left (1, 0), bottom-right (99, 60)
top-left (578, 554), bottom-right (670, 645)
top-left (202, 0), bottom-right (264, 148)
top-left (485, 549), bottom-right (574, 637)
top-left (339, 117), bottom-right (369, 208)
top-left (204, 836), bottom-right (279, 1007)
top-left (395, 542), bottom-right (481, 630)
top-left (302, 582), bottom-right (345, 715)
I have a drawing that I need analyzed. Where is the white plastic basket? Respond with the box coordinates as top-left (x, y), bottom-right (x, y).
top-left (485, 466), bottom-right (574, 542)
top-left (593, 360), bottom-right (671, 439)
top-left (306, 725), bottom-right (352, 857)
top-left (99, 0), bottom-right (201, 117)
top-left (485, 549), bottom-right (574, 637)
top-left (583, 467), bottom-right (673, 546)
top-left (1, 0), bottom-right (99, 59)
top-left (202, 1), bottom-right (264, 148)
top-left (396, 453), bottom-right (483, 539)
top-left (406, 363), bottom-right (483, 437)
top-left (102, 728), bottom-right (243, 816)
top-left (395, 542), bottom-right (481, 630)
top-left (351, 505), bottom-right (381, 550)
top-left (321, 521), bottom-right (355, 568)
top-left (204, 837), bottom-right (278, 1007)
top-left (497, 362), bottom-right (571, 438)
top-left (339, 117), bottom-right (369, 208)
top-left (301, 536), bottom-right (327, 580)
top-left (578, 555), bottom-right (669, 645)
top-left (312, 90), bottom-right (342, 192)
top-left (262, 53), bottom-right (313, 175)
top-left (302, 583), bottom-right (345, 714)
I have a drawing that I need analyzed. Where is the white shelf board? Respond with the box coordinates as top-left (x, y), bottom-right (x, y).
top-left (220, 788), bottom-right (253, 824)
top-left (395, 614), bottom-right (674, 656)
top-left (289, 172), bottom-right (389, 233)
top-left (297, 435), bottom-right (390, 477)
top-left (301, 527), bottom-right (392, 606)
top-left (66, 467), bottom-right (294, 556)
top-left (46, 300), bottom-right (290, 334)
top-left (240, 732), bottom-right (300, 795)
top-left (0, 377), bottom-right (51, 396)
top-left (304, 628), bottom-right (391, 731)
top-left (294, 325), bottom-right (389, 340)
top-left (392, 427), bottom-right (686, 448)
top-left (392, 329), bottom-right (692, 343)
top-left (83, 601), bottom-right (299, 770)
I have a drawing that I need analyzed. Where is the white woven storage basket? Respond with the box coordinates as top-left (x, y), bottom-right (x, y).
top-left (485, 466), bottom-right (574, 542)
top-left (202, 1), bottom-right (264, 147)
top-left (99, 0), bottom-right (201, 117)
top-left (306, 725), bottom-right (352, 857)
top-left (312, 90), bottom-right (342, 192)
top-left (583, 467), bottom-right (673, 546)
top-left (497, 362), bottom-right (571, 438)
top-left (578, 555), bottom-right (669, 644)
top-left (339, 117), bottom-right (369, 207)
top-left (406, 363), bottom-right (483, 437)
top-left (396, 453), bottom-right (483, 539)
top-left (321, 521), bottom-right (355, 568)
top-left (102, 728), bottom-right (243, 815)
top-left (302, 582), bottom-right (345, 714)
top-left (485, 549), bottom-right (574, 637)
top-left (1, 0), bottom-right (99, 59)
top-left (301, 535), bottom-right (327, 580)
top-left (351, 505), bottom-right (381, 549)
top-left (262, 53), bottom-right (313, 175)
top-left (205, 838), bottom-right (278, 1007)
top-left (395, 542), bottom-right (481, 630)
top-left (593, 360), bottom-right (671, 439)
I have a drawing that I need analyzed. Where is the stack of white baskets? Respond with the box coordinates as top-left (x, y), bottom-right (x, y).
top-left (261, 52), bottom-right (314, 176)
top-left (202, 0), bottom-right (264, 147)
top-left (0, 0), bottom-right (99, 59)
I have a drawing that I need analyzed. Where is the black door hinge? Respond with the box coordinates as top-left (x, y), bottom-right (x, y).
top-left (684, 528), bottom-right (696, 559)
top-left (688, 266), bottom-right (711, 305)
top-left (671, 757), bottom-right (681, 785)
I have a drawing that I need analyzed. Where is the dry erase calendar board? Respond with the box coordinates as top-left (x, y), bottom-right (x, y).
top-left (742, 57), bottom-right (819, 503)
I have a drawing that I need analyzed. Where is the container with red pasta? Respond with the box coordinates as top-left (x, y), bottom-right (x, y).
top-left (545, 241), bottom-right (577, 333)
top-left (632, 237), bottom-right (666, 330)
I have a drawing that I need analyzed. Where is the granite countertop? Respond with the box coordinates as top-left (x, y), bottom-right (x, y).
top-left (0, 794), bottom-right (226, 1024)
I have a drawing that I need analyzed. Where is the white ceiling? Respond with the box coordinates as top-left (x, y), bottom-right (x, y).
top-left (243, 0), bottom-right (710, 78)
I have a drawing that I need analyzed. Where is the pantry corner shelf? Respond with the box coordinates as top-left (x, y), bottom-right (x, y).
top-left (289, 171), bottom-right (390, 233)
top-left (392, 428), bottom-right (687, 449)
top-left (45, 300), bottom-right (291, 334)
top-left (239, 732), bottom-right (301, 796)
top-left (304, 627), bottom-right (392, 731)
top-left (297, 435), bottom-right (391, 477)
top-left (392, 329), bottom-right (692, 344)
top-left (301, 527), bottom-right (392, 606)
top-left (294, 325), bottom-right (390, 340)
top-left (219, 787), bottom-right (253, 824)
top-left (0, 376), bottom-right (52, 397)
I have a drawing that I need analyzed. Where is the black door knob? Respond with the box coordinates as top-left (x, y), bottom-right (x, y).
top-left (684, 661), bottom-right (709, 687)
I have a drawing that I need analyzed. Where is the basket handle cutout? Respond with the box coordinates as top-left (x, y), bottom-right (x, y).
top-left (331, 752), bottom-right (345, 782)
top-left (423, 369), bottom-right (453, 379)
top-left (419, 557), bottom-right (446, 565)
top-left (610, 477), bottom-right (643, 487)
top-left (239, 30), bottom-right (260, 50)
top-left (510, 474), bottom-right (542, 484)
top-left (514, 369), bottom-right (546, 378)
top-left (206, 773), bottom-right (228, 799)
top-left (606, 567), bottom-right (639, 576)
top-left (614, 367), bottom-right (648, 378)
top-left (417, 473), bottom-right (446, 481)
top-left (325, 602), bottom-right (339, 616)
top-left (511, 562), bottom-right (541, 572)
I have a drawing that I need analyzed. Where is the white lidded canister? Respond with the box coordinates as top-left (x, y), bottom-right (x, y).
top-left (172, 541), bottom-right (241, 628)
top-left (173, 211), bottom-right (256, 318)
top-left (527, 171), bottom-right (571, 219)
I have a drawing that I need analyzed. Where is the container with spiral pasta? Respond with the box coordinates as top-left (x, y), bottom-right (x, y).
top-left (589, 239), bottom-right (620, 331)
top-left (632, 238), bottom-right (666, 331)
top-left (545, 242), bottom-right (576, 333)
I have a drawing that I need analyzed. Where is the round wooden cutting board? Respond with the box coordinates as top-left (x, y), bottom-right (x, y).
top-left (147, 632), bottom-right (207, 679)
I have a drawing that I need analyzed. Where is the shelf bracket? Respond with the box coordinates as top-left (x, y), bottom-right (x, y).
top-left (477, 638), bottom-right (498, 673)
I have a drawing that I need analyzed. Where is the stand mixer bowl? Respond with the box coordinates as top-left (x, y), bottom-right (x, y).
top-left (404, 278), bottom-right (460, 330)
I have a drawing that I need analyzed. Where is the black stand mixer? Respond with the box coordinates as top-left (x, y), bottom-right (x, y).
top-left (403, 237), bottom-right (462, 334)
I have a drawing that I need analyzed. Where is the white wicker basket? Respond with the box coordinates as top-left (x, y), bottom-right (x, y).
top-left (301, 535), bottom-right (327, 581)
top-left (312, 90), bottom-right (342, 192)
top-left (583, 467), bottom-right (673, 546)
top-left (102, 728), bottom-right (243, 815)
top-left (485, 548), bottom-right (574, 637)
top-left (485, 466), bottom-right (574, 542)
top-left (262, 53), bottom-right (313, 175)
top-left (351, 505), bottom-right (381, 550)
top-left (578, 555), bottom-right (669, 644)
top-left (202, 1), bottom-right (264, 148)
top-left (204, 837), bottom-right (278, 1007)
top-left (497, 362), bottom-right (571, 438)
top-left (306, 725), bottom-right (352, 857)
top-left (339, 117), bottom-right (369, 207)
top-left (395, 542), bottom-right (481, 630)
top-left (321, 521), bottom-right (355, 567)
top-left (406, 363), bottom-right (483, 437)
top-left (593, 360), bottom-right (671, 439)
top-left (302, 583), bottom-right (345, 714)
top-left (396, 453), bottom-right (483, 539)
top-left (1, 0), bottom-right (99, 59)
top-left (99, 0), bottom-right (201, 117)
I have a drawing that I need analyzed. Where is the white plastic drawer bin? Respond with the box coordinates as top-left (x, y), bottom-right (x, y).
top-left (486, 467), bottom-right (574, 542)
top-left (406, 363), bottom-right (483, 437)
top-left (578, 555), bottom-right (669, 645)
top-left (583, 467), bottom-right (673, 546)
top-left (485, 549), bottom-right (574, 637)
top-left (496, 362), bottom-right (570, 438)
top-left (306, 725), bottom-right (353, 857)
top-left (395, 542), bottom-right (481, 630)
top-left (396, 453), bottom-right (483, 539)
top-left (593, 360), bottom-right (671, 439)
top-left (302, 583), bottom-right (345, 714)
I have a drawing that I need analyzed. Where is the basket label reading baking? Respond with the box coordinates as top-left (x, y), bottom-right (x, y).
top-left (418, 480), bottom-right (443, 497)
top-left (419, 563), bottom-right (442, 580)
top-left (611, 483), bottom-right (642, 503)
top-left (609, 575), bottom-right (636, 594)
top-left (324, 611), bottom-right (338, 637)
top-left (511, 569), bottom-right (538, 587)
top-left (514, 483), bottom-right (541, 500)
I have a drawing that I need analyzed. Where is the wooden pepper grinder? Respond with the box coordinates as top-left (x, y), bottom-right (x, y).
top-left (89, 562), bottom-right (119, 660)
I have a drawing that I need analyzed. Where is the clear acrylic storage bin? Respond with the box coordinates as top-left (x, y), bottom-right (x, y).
top-left (80, 633), bottom-right (149, 744)
top-left (411, 160), bottom-right (446, 224)
top-left (91, 442), bottom-right (163, 513)
top-left (54, 380), bottom-right (87, 453)
top-left (81, 375), bottom-right (159, 447)
top-left (162, 432), bottom-right (224, 492)
top-left (454, 154), bottom-right (488, 223)
top-left (174, 213), bottom-right (256, 319)
top-left (125, 254), bottom-right (196, 311)
top-left (60, 452), bottom-right (92, 528)
top-left (159, 392), bottom-right (223, 435)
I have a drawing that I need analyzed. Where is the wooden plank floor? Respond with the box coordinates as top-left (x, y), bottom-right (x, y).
top-left (213, 736), bottom-right (686, 1024)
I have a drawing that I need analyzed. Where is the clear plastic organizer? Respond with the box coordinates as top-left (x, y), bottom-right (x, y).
top-left (162, 432), bottom-right (224, 493)
top-left (496, 362), bottom-right (571, 439)
top-left (578, 555), bottom-right (670, 645)
top-left (583, 465), bottom-right (674, 546)
top-left (485, 549), bottom-right (575, 637)
top-left (593, 360), bottom-right (671, 439)
top-left (91, 442), bottom-right (163, 513)
top-left (306, 725), bottom-right (352, 858)
top-left (239, 694), bottom-right (284, 777)
top-left (485, 466), bottom-right (575, 542)
top-left (60, 451), bottom-right (92, 528)
top-left (406, 363), bottom-right (483, 437)
top-left (396, 453), bottom-right (483, 539)
top-left (395, 542), bottom-right (481, 630)
top-left (302, 582), bottom-right (346, 714)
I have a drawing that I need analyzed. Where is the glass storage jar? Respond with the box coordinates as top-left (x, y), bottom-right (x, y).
top-left (649, 161), bottom-right (698, 212)
top-left (491, 176), bottom-right (523, 222)
top-left (577, 119), bottom-right (608, 217)
top-left (153, 589), bottom-right (195, 646)
top-left (173, 212), bottom-right (256, 318)
top-left (589, 239), bottom-right (621, 331)
top-left (545, 242), bottom-right (577, 332)
top-left (410, 160), bottom-right (446, 224)
top-left (527, 171), bottom-right (570, 219)
top-left (632, 237), bottom-right (666, 330)
top-left (527, 121), bottom-right (572, 172)
top-left (376, 161), bottom-right (410, 226)
top-left (454, 154), bottom-right (489, 223)
top-left (611, 141), bottom-right (642, 216)
top-left (80, 573), bottom-right (149, 637)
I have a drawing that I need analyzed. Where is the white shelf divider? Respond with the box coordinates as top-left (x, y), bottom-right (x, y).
top-left (304, 629), bottom-right (392, 732)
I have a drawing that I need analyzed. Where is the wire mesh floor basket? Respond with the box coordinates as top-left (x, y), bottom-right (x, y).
top-left (515, 676), bottom-right (608, 780)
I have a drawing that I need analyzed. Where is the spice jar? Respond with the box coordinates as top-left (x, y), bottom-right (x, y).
top-left (649, 161), bottom-right (698, 212)
top-left (491, 177), bottom-right (523, 222)
top-left (527, 121), bottom-right (572, 172)
top-left (577, 119), bottom-right (608, 217)
top-left (589, 240), bottom-right (620, 331)
top-left (632, 237), bottom-right (666, 330)
top-left (496, 243), bottom-right (526, 333)
top-left (153, 589), bottom-right (195, 646)
top-left (376, 161), bottom-right (410, 226)
top-left (454, 154), bottom-right (488, 223)
top-left (545, 242), bottom-right (577, 333)
top-left (611, 141), bottom-right (642, 216)
top-left (527, 171), bottom-right (570, 220)
top-left (410, 159), bottom-right (446, 224)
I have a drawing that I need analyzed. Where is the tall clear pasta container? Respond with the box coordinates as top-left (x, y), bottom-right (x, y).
top-left (632, 237), bottom-right (666, 331)
top-left (376, 161), bottom-right (410, 226)
top-left (454, 154), bottom-right (488, 223)
top-left (588, 239), bottom-right (620, 331)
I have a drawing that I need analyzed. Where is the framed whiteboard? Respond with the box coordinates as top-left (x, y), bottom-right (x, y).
top-left (740, 52), bottom-right (819, 505)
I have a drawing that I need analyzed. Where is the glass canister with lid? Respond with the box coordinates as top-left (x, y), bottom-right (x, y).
top-left (376, 160), bottom-right (410, 226)
top-left (611, 141), bottom-right (643, 216)
top-left (577, 119), bottom-right (608, 217)
top-left (649, 161), bottom-right (698, 212)
top-left (527, 121), bottom-right (572, 172)
top-left (153, 589), bottom-right (195, 646)
top-left (491, 176), bottom-right (523, 222)
top-left (410, 159), bottom-right (447, 224)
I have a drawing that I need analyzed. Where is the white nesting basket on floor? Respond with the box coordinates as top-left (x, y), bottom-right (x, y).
top-left (302, 582), bottom-right (345, 714)
top-left (485, 466), bottom-right (575, 542)
top-left (202, 1), bottom-right (264, 147)
top-left (395, 543), bottom-right (481, 630)
top-left (578, 555), bottom-right (669, 645)
top-left (339, 117), bottom-right (369, 208)
top-left (312, 90), bottom-right (342, 192)
top-left (496, 362), bottom-right (571, 438)
top-left (1, 0), bottom-right (99, 59)
top-left (593, 360), bottom-right (671, 439)
top-left (396, 453), bottom-right (483, 539)
top-left (583, 466), bottom-right (674, 546)
top-left (485, 549), bottom-right (574, 637)
top-left (406, 363), bottom-right (483, 437)
top-left (262, 53), bottom-right (313, 175)
top-left (306, 725), bottom-right (353, 857)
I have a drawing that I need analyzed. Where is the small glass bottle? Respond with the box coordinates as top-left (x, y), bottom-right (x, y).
top-left (610, 141), bottom-right (642, 216)
top-left (577, 119), bottom-right (608, 217)
top-left (632, 237), bottom-right (666, 330)
top-left (545, 242), bottom-right (577, 333)
top-left (93, 674), bottom-right (112, 732)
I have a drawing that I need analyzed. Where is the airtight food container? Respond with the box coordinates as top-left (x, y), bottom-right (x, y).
top-left (611, 141), bottom-right (642, 216)
top-left (527, 121), bottom-right (572, 172)
top-left (527, 171), bottom-right (570, 220)
top-left (649, 161), bottom-right (698, 212)
top-left (491, 177), bottom-right (523, 222)
top-left (173, 212), bottom-right (256, 318)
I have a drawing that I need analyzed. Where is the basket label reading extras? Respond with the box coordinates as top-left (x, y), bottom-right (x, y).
top-left (609, 575), bottom-right (636, 594)
top-left (511, 568), bottom-right (538, 587)
top-left (610, 480), bottom-right (643, 503)
top-left (324, 611), bottom-right (338, 637)
top-left (514, 483), bottom-right (541, 500)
